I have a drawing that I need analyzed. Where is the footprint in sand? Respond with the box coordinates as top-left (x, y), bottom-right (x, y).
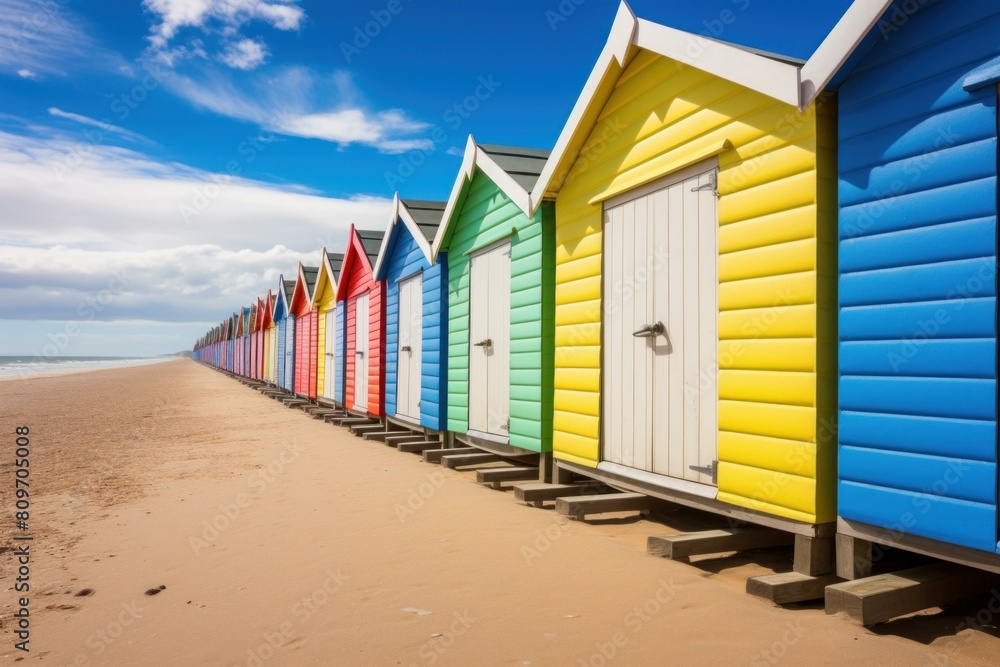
top-left (145, 585), bottom-right (167, 596)
top-left (75, 589), bottom-right (95, 597)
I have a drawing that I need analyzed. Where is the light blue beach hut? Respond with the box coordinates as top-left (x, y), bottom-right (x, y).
top-left (372, 196), bottom-right (448, 431)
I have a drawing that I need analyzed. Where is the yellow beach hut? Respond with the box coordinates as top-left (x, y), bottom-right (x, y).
top-left (531, 2), bottom-right (837, 569)
top-left (313, 248), bottom-right (345, 407)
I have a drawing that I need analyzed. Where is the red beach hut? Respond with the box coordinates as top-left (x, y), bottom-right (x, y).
top-left (290, 263), bottom-right (320, 399)
top-left (336, 225), bottom-right (386, 418)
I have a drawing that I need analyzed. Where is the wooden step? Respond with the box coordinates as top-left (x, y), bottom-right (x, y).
top-left (331, 417), bottom-right (373, 426)
top-left (747, 572), bottom-right (842, 605)
top-left (556, 493), bottom-right (656, 519)
top-left (825, 563), bottom-right (1000, 626)
top-left (384, 435), bottom-right (426, 447)
top-left (441, 452), bottom-right (501, 469)
top-left (513, 483), bottom-right (592, 504)
top-left (349, 424), bottom-right (385, 436)
top-left (397, 441), bottom-right (440, 453)
top-left (477, 466), bottom-right (539, 487)
top-left (364, 429), bottom-right (413, 442)
top-left (647, 528), bottom-right (794, 560)
top-left (423, 447), bottom-right (478, 464)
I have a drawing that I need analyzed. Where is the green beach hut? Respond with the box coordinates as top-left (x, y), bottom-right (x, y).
top-left (431, 137), bottom-right (555, 476)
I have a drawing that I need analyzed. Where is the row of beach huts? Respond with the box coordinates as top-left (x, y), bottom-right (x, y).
top-left (192, 1), bottom-right (1000, 623)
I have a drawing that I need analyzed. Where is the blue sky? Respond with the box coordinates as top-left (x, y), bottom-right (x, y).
top-left (0, 0), bottom-right (852, 357)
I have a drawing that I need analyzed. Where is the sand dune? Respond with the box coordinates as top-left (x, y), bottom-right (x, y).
top-left (1, 360), bottom-right (998, 665)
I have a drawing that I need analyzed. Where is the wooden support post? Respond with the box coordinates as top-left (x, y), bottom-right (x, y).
top-left (837, 534), bottom-right (873, 580)
top-left (825, 563), bottom-right (1000, 626)
top-left (794, 535), bottom-right (834, 576)
top-left (553, 464), bottom-right (575, 485)
top-left (556, 493), bottom-right (656, 519)
top-left (647, 528), bottom-right (793, 560)
top-left (747, 572), bottom-right (842, 605)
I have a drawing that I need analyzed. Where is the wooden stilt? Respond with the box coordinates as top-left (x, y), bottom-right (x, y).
top-left (837, 534), bottom-right (873, 580)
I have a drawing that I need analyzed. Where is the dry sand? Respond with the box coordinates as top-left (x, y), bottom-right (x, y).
top-left (1, 360), bottom-right (999, 666)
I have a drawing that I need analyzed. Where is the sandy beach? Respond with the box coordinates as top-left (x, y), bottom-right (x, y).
top-left (1, 360), bottom-right (998, 666)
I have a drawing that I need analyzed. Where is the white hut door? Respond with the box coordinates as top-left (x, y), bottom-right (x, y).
top-left (324, 310), bottom-right (336, 399)
top-left (468, 242), bottom-right (511, 436)
top-left (397, 274), bottom-right (423, 420)
top-left (603, 166), bottom-right (718, 486)
top-left (353, 292), bottom-right (369, 412)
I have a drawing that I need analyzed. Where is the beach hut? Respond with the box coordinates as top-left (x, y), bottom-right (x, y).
top-left (431, 139), bottom-right (554, 462)
top-left (336, 225), bottom-right (387, 417)
top-left (290, 263), bottom-right (320, 399)
top-left (227, 314), bottom-right (236, 373)
top-left (530, 3), bottom-right (838, 563)
top-left (235, 308), bottom-right (246, 376)
top-left (261, 291), bottom-right (276, 384)
top-left (799, 0), bottom-right (1000, 572)
top-left (242, 306), bottom-right (252, 378)
top-left (247, 299), bottom-right (260, 380)
top-left (374, 196), bottom-right (448, 431)
top-left (275, 275), bottom-right (295, 393)
top-left (312, 248), bottom-right (346, 406)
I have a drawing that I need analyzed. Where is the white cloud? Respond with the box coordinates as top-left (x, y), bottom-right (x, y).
top-left (143, 0), bottom-right (302, 71)
top-left (0, 0), bottom-right (123, 77)
top-left (47, 108), bottom-right (153, 145)
top-left (218, 37), bottom-right (268, 70)
top-left (161, 67), bottom-right (432, 153)
top-left (0, 128), bottom-right (390, 325)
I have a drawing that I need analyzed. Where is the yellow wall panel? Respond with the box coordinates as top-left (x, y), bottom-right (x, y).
top-left (718, 305), bottom-right (816, 340)
top-left (555, 367), bottom-right (600, 393)
top-left (719, 206), bottom-right (816, 254)
top-left (718, 431), bottom-right (816, 478)
top-left (719, 339), bottom-right (816, 372)
top-left (717, 462), bottom-right (817, 518)
top-left (555, 323), bottom-right (601, 348)
top-left (719, 238), bottom-right (816, 283)
top-left (554, 410), bottom-right (599, 440)
top-left (719, 369), bottom-right (816, 407)
top-left (554, 388), bottom-right (599, 416)
top-left (720, 400), bottom-right (815, 443)
top-left (719, 272), bottom-right (815, 311)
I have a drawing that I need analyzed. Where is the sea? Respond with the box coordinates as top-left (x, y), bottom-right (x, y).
top-left (0, 355), bottom-right (176, 379)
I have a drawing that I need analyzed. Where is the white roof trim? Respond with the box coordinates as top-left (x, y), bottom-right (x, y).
top-left (800, 0), bottom-right (893, 107)
top-left (530, 0), bottom-right (805, 209)
top-left (430, 135), bottom-right (535, 258)
top-left (635, 19), bottom-right (801, 107)
top-left (373, 193), bottom-right (435, 278)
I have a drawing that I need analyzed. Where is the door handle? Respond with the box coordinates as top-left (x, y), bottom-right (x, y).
top-left (473, 338), bottom-right (493, 347)
top-left (401, 346), bottom-right (412, 352)
top-left (632, 322), bottom-right (665, 338)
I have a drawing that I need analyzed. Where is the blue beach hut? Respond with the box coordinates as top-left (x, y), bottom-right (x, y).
top-left (804, 0), bottom-right (1000, 570)
top-left (274, 274), bottom-right (294, 392)
top-left (372, 195), bottom-right (448, 431)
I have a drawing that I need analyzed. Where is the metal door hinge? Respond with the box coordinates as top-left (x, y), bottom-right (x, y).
top-left (501, 417), bottom-right (510, 432)
top-left (690, 172), bottom-right (719, 198)
top-left (688, 460), bottom-right (718, 484)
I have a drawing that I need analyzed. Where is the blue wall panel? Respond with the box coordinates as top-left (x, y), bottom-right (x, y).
top-left (837, 0), bottom-right (1000, 553)
top-left (284, 315), bottom-right (296, 392)
top-left (277, 318), bottom-right (286, 389)
top-left (335, 301), bottom-right (345, 405)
